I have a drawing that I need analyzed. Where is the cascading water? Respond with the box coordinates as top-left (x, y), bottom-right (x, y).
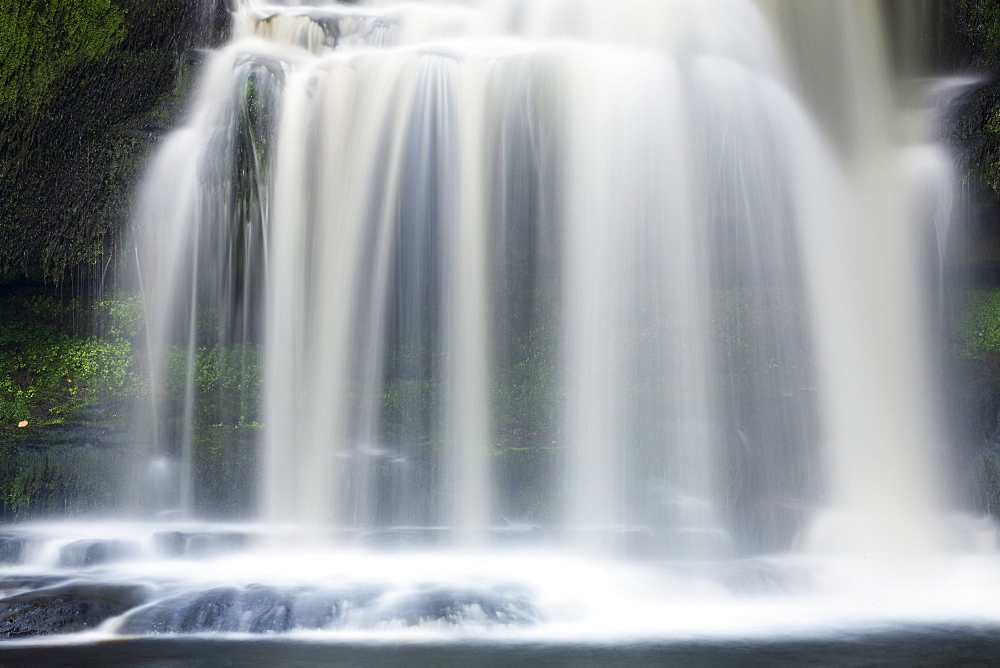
top-left (138, 0), bottom-right (939, 556)
top-left (5, 0), bottom-right (1000, 655)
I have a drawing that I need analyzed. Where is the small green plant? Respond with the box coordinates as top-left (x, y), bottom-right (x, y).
top-left (954, 288), bottom-right (1000, 358)
top-left (161, 343), bottom-right (264, 431)
top-left (0, 291), bottom-right (143, 428)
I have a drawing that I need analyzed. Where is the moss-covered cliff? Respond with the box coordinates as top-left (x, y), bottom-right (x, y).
top-left (936, 1), bottom-right (1000, 267)
top-left (0, 0), bottom-right (228, 280)
top-left (0, 0), bottom-right (229, 518)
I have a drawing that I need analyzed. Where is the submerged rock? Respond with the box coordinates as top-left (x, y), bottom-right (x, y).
top-left (120, 585), bottom-right (376, 634)
top-left (139, 587), bottom-right (247, 633)
top-left (0, 583), bottom-right (149, 638)
top-left (152, 531), bottom-right (251, 558)
top-left (59, 540), bottom-right (142, 568)
top-left (120, 583), bottom-right (536, 633)
top-left (0, 576), bottom-right (70, 596)
top-left (720, 560), bottom-right (813, 597)
top-left (0, 535), bottom-right (27, 565)
top-left (369, 586), bottom-right (537, 627)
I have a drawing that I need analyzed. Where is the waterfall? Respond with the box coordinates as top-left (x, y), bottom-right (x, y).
top-left (14, 0), bottom-right (1000, 653)
top-left (132, 0), bottom-right (949, 560)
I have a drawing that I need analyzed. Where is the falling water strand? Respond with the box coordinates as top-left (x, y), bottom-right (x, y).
top-left (133, 0), bottom-right (948, 560)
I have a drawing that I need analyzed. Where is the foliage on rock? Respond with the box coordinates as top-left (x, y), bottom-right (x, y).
top-left (0, 0), bottom-right (228, 280)
top-left (935, 1), bottom-right (1000, 260)
top-left (0, 289), bottom-right (145, 519)
top-left (952, 287), bottom-right (1000, 361)
top-left (940, 0), bottom-right (1000, 70)
top-left (0, 0), bottom-right (126, 119)
top-left (0, 291), bottom-right (143, 428)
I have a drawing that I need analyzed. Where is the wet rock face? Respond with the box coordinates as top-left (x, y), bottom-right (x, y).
top-left (59, 540), bottom-right (142, 568)
top-left (0, 527), bottom-right (539, 637)
top-left (0, 535), bottom-right (26, 565)
top-left (0, 584), bottom-right (149, 638)
top-left (0, 576), bottom-right (70, 597)
top-left (120, 586), bottom-right (342, 634)
top-left (0, 571), bottom-right (538, 636)
top-left (118, 584), bottom-right (536, 634)
top-left (0, 0), bottom-right (232, 278)
top-left (152, 531), bottom-right (251, 558)
top-left (374, 587), bottom-right (537, 627)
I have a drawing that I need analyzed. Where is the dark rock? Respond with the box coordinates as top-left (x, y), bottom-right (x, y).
top-left (59, 540), bottom-right (142, 568)
top-left (186, 532), bottom-right (250, 557)
top-left (13, 367), bottom-right (33, 390)
top-left (0, 576), bottom-right (69, 594)
top-left (376, 586), bottom-right (537, 627)
top-left (241, 586), bottom-right (295, 633)
top-left (976, 446), bottom-right (1000, 515)
top-left (118, 582), bottom-right (536, 634)
top-left (0, 535), bottom-right (27, 564)
top-left (121, 587), bottom-right (269, 633)
top-left (721, 559), bottom-right (812, 596)
top-left (151, 531), bottom-right (251, 558)
top-left (151, 531), bottom-right (186, 557)
top-left (121, 586), bottom-right (303, 634)
top-left (121, 585), bottom-right (381, 634)
top-left (0, 583), bottom-right (149, 638)
top-left (174, 588), bottom-right (240, 633)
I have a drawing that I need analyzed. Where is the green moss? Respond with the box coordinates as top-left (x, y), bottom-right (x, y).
top-left (0, 292), bottom-right (143, 429)
top-left (981, 0), bottom-right (1000, 58)
top-left (150, 341), bottom-right (263, 517)
top-left (954, 288), bottom-right (1000, 358)
top-left (0, 444), bottom-right (129, 519)
top-left (0, 0), bottom-right (218, 280)
top-left (0, 0), bottom-right (125, 120)
top-left (0, 285), bottom-right (268, 517)
top-left (161, 344), bottom-right (264, 431)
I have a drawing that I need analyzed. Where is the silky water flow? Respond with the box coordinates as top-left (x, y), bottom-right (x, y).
top-left (2, 0), bottom-right (998, 647)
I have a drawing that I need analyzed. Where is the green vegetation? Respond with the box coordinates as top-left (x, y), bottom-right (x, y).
top-left (942, 0), bottom-right (1000, 251)
top-left (161, 344), bottom-right (263, 431)
top-left (953, 288), bottom-right (1000, 358)
top-left (0, 292), bottom-right (142, 429)
top-left (157, 342), bottom-right (261, 514)
top-left (0, 0), bottom-right (125, 118)
top-left (0, 445), bottom-right (130, 519)
top-left (490, 323), bottom-right (558, 451)
top-left (974, 100), bottom-right (1000, 193)
top-left (961, 0), bottom-right (1000, 65)
top-left (0, 0), bottom-right (221, 280)
top-left (0, 289), bottom-right (264, 519)
top-left (132, 339), bottom-right (263, 518)
top-left (0, 0), bottom-right (230, 516)
top-left (0, 289), bottom-right (143, 519)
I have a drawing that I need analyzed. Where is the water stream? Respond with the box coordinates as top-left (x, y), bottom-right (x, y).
top-left (2, 0), bottom-right (994, 654)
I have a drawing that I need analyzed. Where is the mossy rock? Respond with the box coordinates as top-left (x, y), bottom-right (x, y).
top-left (0, 583), bottom-right (149, 638)
top-left (0, 291), bottom-right (143, 431)
top-left (0, 0), bottom-right (230, 280)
